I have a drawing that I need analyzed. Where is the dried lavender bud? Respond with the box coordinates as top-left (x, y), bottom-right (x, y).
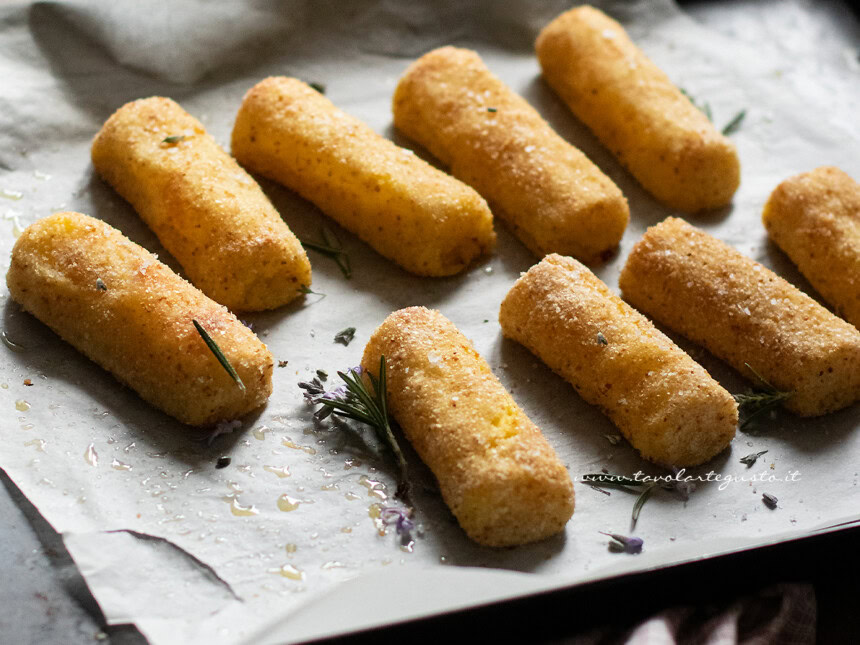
top-left (762, 493), bottom-right (778, 509)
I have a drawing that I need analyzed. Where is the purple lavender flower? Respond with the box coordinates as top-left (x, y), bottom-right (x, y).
top-left (600, 531), bottom-right (643, 554)
top-left (380, 506), bottom-right (415, 547)
top-left (671, 467), bottom-right (696, 501)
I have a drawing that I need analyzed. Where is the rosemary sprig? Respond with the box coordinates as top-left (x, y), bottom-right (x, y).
top-left (162, 135), bottom-right (186, 144)
top-left (733, 363), bottom-right (792, 431)
top-left (192, 319), bottom-right (246, 393)
top-left (721, 109), bottom-right (746, 136)
top-left (300, 356), bottom-right (410, 501)
top-left (301, 226), bottom-right (352, 279)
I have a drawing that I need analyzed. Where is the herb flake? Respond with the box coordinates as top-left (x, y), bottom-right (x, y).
top-left (680, 88), bottom-right (712, 122)
top-left (308, 82), bottom-right (326, 94)
top-left (278, 360), bottom-right (288, 368)
top-left (162, 135), bottom-right (186, 144)
top-left (486, 107), bottom-right (497, 113)
top-left (762, 492), bottom-right (778, 509)
top-left (334, 327), bottom-right (356, 346)
top-left (298, 284), bottom-right (325, 297)
top-left (596, 331), bottom-right (608, 345)
top-left (192, 319), bottom-right (246, 393)
top-left (316, 369), bottom-right (328, 381)
top-left (96, 277), bottom-right (107, 291)
top-left (740, 449), bottom-right (768, 467)
top-left (722, 109), bottom-right (747, 136)
top-left (216, 456), bottom-right (231, 469)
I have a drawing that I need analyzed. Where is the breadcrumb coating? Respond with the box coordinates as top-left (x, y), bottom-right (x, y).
top-left (393, 46), bottom-right (628, 264)
top-left (7, 212), bottom-right (273, 426)
top-left (91, 97), bottom-right (310, 312)
top-left (763, 166), bottom-right (860, 328)
top-left (620, 218), bottom-right (860, 416)
top-left (231, 77), bottom-right (495, 277)
top-left (536, 6), bottom-right (740, 213)
top-left (361, 307), bottom-right (574, 547)
top-left (500, 254), bottom-right (737, 467)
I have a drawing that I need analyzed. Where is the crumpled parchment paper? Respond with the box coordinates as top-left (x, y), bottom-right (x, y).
top-left (1, 1), bottom-right (858, 643)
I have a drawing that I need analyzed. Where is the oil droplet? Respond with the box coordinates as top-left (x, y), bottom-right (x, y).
top-left (277, 495), bottom-right (300, 512)
top-left (83, 443), bottom-right (99, 467)
top-left (282, 438), bottom-right (316, 455)
top-left (340, 526), bottom-right (352, 534)
top-left (263, 465), bottom-right (290, 479)
top-left (343, 458), bottom-right (362, 470)
top-left (269, 564), bottom-right (304, 581)
top-left (368, 502), bottom-right (385, 535)
top-left (33, 171), bottom-right (52, 181)
top-left (228, 497), bottom-right (258, 517)
top-left (344, 492), bottom-right (360, 501)
top-left (321, 561), bottom-right (345, 570)
top-left (359, 475), bottom-right (388, 501)
top-left (320, 482), bottom-right (339, 492)
top-left (285, 543), bottom-right (297, 554)
top-left (1, 383), bottom-right (7, 389)
top-left (24, 439), bottom-right (46, 452)
top-left (252, 425), bottom-right (271, 441)
top-left (111, 459), bottom-right (132, 471)
top-left (15, 400), bottom-right (30, 412)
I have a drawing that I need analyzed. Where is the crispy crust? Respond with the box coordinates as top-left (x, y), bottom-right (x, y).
top-left (6, 212), bottom-right (273, 426)
top-left (763, 166), bottom-right (860, 328)
top-left (91, 97), bottom-right (310, 312)
top-left (231, 77), bottom-right (495, 277)
top-left (393, 46), bottom-right (628, 264)
top-left (500, 254), bottom-right (737, 467)
top-left (361, 307), bottom-right (574, 547)
top-left (619, 217), bottom-right (860, 416)
top-left (536, 6), bottom-right (740, 212)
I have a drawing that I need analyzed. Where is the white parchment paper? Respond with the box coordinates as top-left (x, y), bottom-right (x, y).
top-left (1, 1), bottom-right (858, 643)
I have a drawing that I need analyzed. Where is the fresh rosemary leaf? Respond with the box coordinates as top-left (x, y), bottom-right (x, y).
top-left (740, 449), bottom-right (768, 467)
top-left (721, 109), bottom-right (746, 136)
top-left (680, 88), bottom-right (712, 122)
top-left (596, 331), bottom-right (608, 345)
top-left (316, 369), bottom-right (328, 381)
top-left (631, 483), bottom-right (657, 531)
top-left (734, 363), bottom-right (792, 431)
top-left (309, 82), bottom-right (326, 94)
top-left (96, 277), bottom-right (107, 291)
top-left (486, 107), bottom-right (497, 113)
top-left (334, 327), bottom-right (356, 346)
top-left (192, 319), bottom-right (246, 393)
top-left (301, 227), bottom-right (352, 278)
top-left (2, 330), bottom-right (27, 352)
top-left (162, 135), bottom-right (185, 144)
top-left (298, 284), bottom-right (325, 297)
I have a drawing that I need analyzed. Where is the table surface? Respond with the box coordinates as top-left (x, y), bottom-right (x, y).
top-left (1, 1), bottom-right (858, 643)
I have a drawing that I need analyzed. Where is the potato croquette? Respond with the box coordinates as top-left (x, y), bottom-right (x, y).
top-left (500, 254), bottom-right (737, 467)
top-left (620, 218), bottom-right (860, 416)
top-left (536, 6), bottom-right (740, 213)
top-left (231, 77), bottom-right (495, 277)
top-left (763, 166), bottom-right (860, 328)
top-left (7, 212), bottom-right (273, 426)
top-left (393, 46), bottom-right (628, 264)
top-left (91, 97), bottom-right (311, 312)
top-left (361, 307), bottom-right (574, 547)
